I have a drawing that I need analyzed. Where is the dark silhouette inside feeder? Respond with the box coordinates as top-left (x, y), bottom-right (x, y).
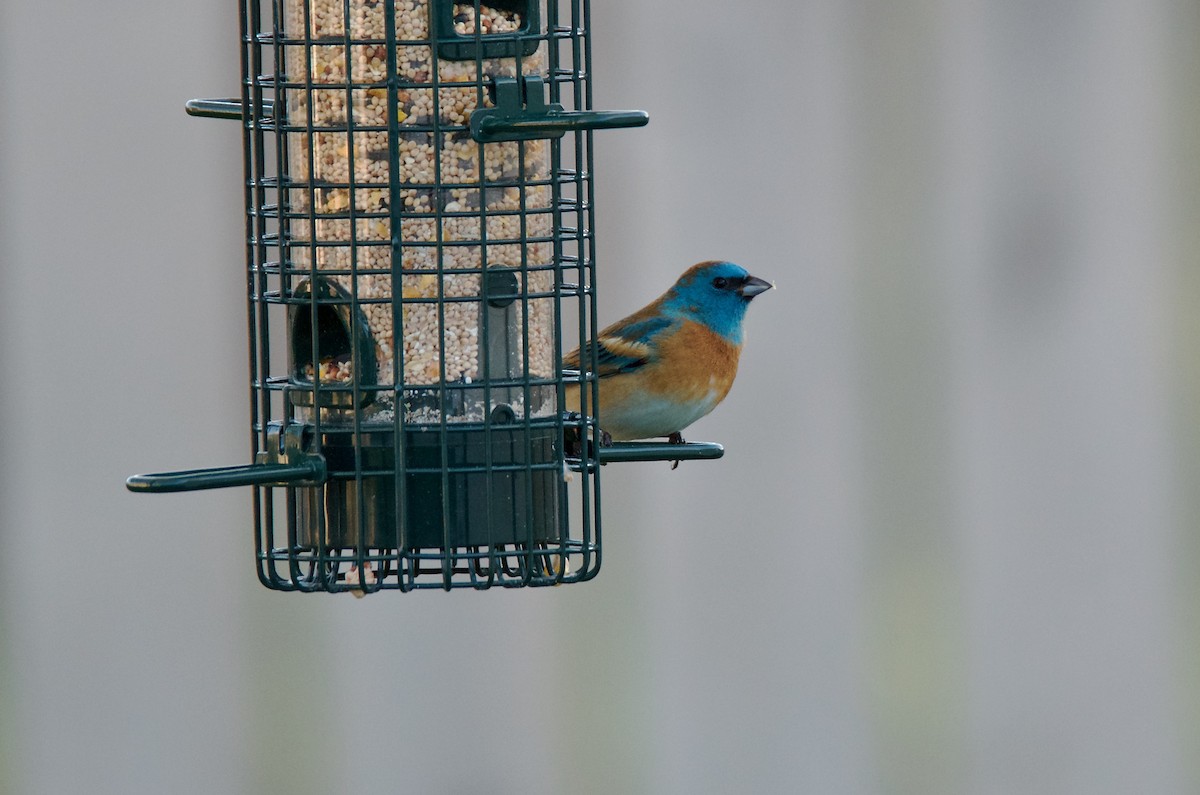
top-left (289, 279), bottom-right (376, 409)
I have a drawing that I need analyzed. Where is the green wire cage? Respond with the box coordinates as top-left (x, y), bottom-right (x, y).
top-left (128, 0), bottom-right (722, 592)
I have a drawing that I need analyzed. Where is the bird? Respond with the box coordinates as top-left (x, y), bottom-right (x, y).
top-left (563, 260), bottom-right (772, 464)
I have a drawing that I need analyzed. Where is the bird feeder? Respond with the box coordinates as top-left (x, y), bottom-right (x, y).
top-left (128, 0), bottom-right (723, 592)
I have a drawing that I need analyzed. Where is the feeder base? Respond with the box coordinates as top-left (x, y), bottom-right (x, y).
top-left (294, 424), bottom-right (561, 550)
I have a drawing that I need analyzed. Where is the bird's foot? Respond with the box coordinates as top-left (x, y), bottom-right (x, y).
top-left (562, 421), bottom-right (612, 460)
top-left (667, 431), bottom-right (685, 470)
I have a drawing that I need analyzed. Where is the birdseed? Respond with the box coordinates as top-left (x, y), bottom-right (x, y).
top-left (283, 0), bottom-right (555, 423)
top-left (303, 354), bottom-right (354, 383)
top-left (453, 3), bottom-right (522, 35)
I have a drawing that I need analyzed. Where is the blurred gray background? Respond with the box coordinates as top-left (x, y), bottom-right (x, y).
top-left (2, 1), bottom-right (1199, 793)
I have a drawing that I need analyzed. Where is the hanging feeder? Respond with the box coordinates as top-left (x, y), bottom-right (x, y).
top-left (128, 0), bottom-right (723, 592)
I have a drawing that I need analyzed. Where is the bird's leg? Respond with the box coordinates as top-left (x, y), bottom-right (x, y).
top-left (562, 411), bottom-right (612, 459)
top-left (562, 424), bottom-right (612, 461)
top-left (563, 427), bottom-right (582, 459)
top-left (667, 431), bottom-right (685, 470)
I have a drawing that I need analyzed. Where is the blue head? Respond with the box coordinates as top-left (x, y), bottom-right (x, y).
top-left (662, 261), bottom-right (772, 344)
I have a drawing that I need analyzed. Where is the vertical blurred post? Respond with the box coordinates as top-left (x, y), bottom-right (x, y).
top-left (943, 1), bottom-right (1187, 792)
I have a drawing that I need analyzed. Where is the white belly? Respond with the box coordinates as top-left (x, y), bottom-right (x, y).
top-left (603, 389), bottom-right (723, 440)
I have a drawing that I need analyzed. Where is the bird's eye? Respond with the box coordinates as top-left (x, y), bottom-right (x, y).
top-left (712, 277), bottom-right (729, 289)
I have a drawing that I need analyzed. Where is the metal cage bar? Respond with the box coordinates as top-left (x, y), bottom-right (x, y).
top-left (247, 0), bottom-right (609, 591)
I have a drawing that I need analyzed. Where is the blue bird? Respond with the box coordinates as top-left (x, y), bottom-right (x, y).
top-left (563, 261), bottom-right (772, 460)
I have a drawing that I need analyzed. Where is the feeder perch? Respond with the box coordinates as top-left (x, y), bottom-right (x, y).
top-left (128, 0), bottom-right (723, 592)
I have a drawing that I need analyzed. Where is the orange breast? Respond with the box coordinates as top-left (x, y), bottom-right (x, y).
top-left (638, 320), bottom-right (740, 405)
top-left (565, 320), bottom-right (742, 440)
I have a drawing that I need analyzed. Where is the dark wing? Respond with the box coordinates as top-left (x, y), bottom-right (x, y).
top-left (563, 314), bottom-right (674, 378)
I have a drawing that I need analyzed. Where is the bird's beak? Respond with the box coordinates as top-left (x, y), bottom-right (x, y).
top-left (738, 276), bottom-right (773, 298)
